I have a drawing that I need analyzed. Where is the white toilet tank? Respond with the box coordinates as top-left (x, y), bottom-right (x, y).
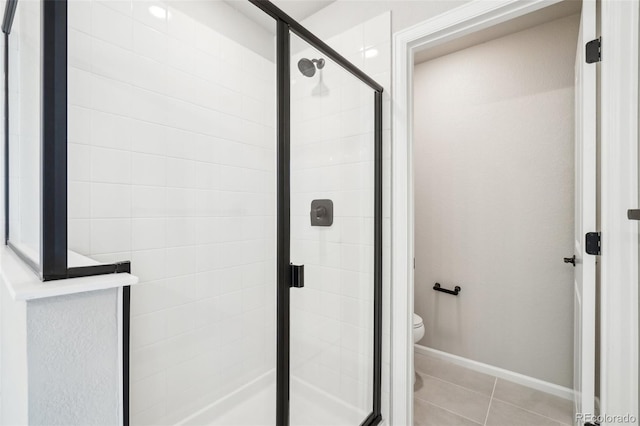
top-left (413, 314), bottom-right (425, 343)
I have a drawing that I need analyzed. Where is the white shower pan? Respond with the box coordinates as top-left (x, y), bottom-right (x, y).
top-left (178, 371), bottom-right (367, 426)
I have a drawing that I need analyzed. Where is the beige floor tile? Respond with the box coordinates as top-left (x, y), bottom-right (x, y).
top-left (414, 373), bottom-right (491, 424)
top-left (415, 353), bottom-right (496, 396)
top-left (486, 400), bottom-right (568, 426)
top-left (414, 398), bottom-right (482, 426)
top-left (492, 379), bottom-right (573, 425)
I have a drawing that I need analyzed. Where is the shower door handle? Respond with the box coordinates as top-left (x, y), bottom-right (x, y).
top-left (290, 264), bottom-right (304, 288)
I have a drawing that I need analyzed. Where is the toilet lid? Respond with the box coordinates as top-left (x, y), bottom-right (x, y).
top-left (413, 313), bottom-right (423, 328)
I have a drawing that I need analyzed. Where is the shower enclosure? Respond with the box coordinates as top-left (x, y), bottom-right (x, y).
top-left (2, 0), bottom-right (382, 424)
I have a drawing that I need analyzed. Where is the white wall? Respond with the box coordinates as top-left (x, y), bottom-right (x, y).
top-left (66, 1), bottom-right (276, 424)
top-left (27, 289), bottom-right (121, 425)
top-left (1, 277), bottom-right (124, 426)
top-left (301, 0), bottom-right (469, 43)
top-left (288, 12), bottom-right (389, 414)
top-left (7, 0), bottom-right (41, 263)
top-left (0, 280), bottom-right (28, 426)
top-left (167, 0), bottom-right (274, 61)
top-left (412, 14), bottom-right (579, 388)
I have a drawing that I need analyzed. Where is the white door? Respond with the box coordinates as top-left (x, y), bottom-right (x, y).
top-left (573, 0), bottom-right (597, 423)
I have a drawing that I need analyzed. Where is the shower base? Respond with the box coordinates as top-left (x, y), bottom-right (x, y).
top-left (178, 371), bottom-right (367, 426)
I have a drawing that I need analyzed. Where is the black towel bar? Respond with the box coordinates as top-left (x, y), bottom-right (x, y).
top-left (433, 283), bottom-right (461, 296)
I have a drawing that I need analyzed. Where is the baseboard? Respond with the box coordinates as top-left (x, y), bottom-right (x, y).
top-left (414, 345), bottom-right (574, 401)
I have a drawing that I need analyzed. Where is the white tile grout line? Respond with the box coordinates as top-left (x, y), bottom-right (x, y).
top-left (483, 378), bottom-right (497, 426)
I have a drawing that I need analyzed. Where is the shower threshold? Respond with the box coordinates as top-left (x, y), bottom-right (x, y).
top-left (177, 370), bottom-right (368, 426)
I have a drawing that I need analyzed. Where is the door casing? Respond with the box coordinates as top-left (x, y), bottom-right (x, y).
top-left (599, 0), bottom-right (639, 421)
top-left (389, 1), bottom-right (622, 424)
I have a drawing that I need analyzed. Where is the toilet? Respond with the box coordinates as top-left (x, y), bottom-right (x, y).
top-left (413, 314), bottom-right (425, 384)
top-left (413, 313), bottom-right (425, 343)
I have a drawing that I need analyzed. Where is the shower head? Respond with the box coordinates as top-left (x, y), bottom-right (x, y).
top-left (297, 58), bottom-right (325, 77)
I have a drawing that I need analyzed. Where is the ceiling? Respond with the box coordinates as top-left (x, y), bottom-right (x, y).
top-left (272, 0), bottom-right (336, 20)
top-left (225, 0), bottom-right (336, 33)
top-left (414, 0), bottom-right (582, 64)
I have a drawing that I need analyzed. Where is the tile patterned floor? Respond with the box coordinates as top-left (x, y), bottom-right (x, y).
top-left (414, 352), bottom-right (573, 426)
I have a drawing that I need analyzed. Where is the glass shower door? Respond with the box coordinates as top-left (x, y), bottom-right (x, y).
top-left (288, 32), bottom-right (377, 425)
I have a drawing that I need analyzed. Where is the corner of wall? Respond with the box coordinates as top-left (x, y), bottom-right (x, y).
top-left (0, 277), bottom-right (29, 425)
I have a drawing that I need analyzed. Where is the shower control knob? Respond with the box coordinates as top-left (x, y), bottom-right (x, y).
top-left (310, 199), bottom-right (333, 226)
top-left (314, 206), bottom-right (327, 218)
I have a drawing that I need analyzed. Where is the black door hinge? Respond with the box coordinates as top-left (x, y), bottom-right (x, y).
top-left (586, 37), bottom-right (601, 63)
top-left (585, 232), bottom-right (601, 255)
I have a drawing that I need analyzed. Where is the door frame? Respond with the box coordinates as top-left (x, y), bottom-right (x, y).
top-left (599, 0), bottom-right (639, 422)
top-left (391, 1), bottom-right (591, 424)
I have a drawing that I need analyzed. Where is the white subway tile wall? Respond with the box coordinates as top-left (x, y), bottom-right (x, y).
top-left (288, 12), bottom-right (391, 417)
top-left (67, 1), bottom-right (276, 424)
top-left (7, 0), bottom-right (43, 262)
top-left (67, 1), bottom-right (391, 423)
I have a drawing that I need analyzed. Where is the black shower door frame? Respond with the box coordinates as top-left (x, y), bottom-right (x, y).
top-left (248, 2), bottom-right (384, 426)
top-left (2, 0), bottom-right (132, 281)
top-left (2, 0), bottom-right (382, 423)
